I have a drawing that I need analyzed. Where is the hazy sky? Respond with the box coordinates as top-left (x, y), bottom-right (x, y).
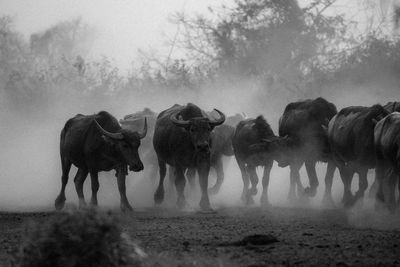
top-left (0, 0), bottom-right (389, 71)
top-left (0, 0), bottom-right (233, 71)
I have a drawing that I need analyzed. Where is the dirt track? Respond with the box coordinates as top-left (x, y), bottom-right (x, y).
top-left (1, 207), bottom-right (399, 266)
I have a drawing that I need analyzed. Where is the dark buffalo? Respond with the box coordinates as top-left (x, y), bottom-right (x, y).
top-left (328, 104), bottom-right (389, 206)
top-left (233, 115), bottom-right (287, 206)
top-left (278, 97), bottom-right (337, 204)
top-left (120, 108), bottom-right (158, 181)
top-left (54, 111), bottom-right (147, 212)
top-left (153, 103), bottom-right (225, 210)
top-left (374, 112), bottom-right (400, 211)
top-left (186, 113), bottom-right (245, 195)
top-left (368, 101), bottom-right (400, 197)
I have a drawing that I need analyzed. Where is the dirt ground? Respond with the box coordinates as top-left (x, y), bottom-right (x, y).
top-left (0, 206), bottom-right (399, 266)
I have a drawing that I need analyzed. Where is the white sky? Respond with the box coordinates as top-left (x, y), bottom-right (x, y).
top-left (0, 0), bottom-right (392, 71)
top-left (0, 0), bottom-right (233, 70)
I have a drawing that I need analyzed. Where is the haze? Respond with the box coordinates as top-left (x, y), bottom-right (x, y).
top-left (0, 0), bottom-right (399, 233)
top-left (0, 0), bottom-right (234, 70)
top-left (0, 0), bottom-right (389, 71)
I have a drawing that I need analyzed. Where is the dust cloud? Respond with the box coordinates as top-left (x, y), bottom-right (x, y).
top-left (0, 77), bottom-right (286, 211)
top-left (0, 73), bottom-right (391, 214)
top-left (1, 4), bottom-right (400, 234)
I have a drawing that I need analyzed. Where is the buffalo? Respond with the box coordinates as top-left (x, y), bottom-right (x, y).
top-left (233, 115), bottom-right (287, 206)
top-left (374, 112), bottom-right (400, 211)
top-left (278, 97), bottom-right (337, 204)
top-left (186, 113), bottom-right (245, 195)
top-left (54, 111), bottom-right (147, 212)
top-left (120, 108), bottom-right (158, 181)
top-left (153, 103), bottom-right (225, 211)
top-left (327, 104), bottom-right (389, 207)
top-left (368, 101), bottom-right (400, 197)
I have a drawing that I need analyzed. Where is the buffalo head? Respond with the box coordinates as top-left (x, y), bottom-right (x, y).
top-left (171, 109), bottom-right (225, 154)
top-left (249, 135), bottom-right (292, 167)
top-left (94, 118), bottom-right (147, 171)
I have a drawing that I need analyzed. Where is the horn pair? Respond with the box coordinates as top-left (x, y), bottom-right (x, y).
top-left (95, 118), bottom-right (148, 139)
top-left (171, 109), bottom-right (226, 127)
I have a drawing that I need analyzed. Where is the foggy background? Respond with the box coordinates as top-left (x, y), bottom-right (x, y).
top-left (1, 0), bottom-right (400, 215)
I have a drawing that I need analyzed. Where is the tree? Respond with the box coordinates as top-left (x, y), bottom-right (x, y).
top-left (171, 0), bottom-right (349, 97)
top-left (30, 17), bottom-right (94, 63)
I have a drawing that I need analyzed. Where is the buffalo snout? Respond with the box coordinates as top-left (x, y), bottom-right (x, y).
top-left (196, 142), bottom-right (210, 152)
top-left (129, 162), bottom-right (144, 172)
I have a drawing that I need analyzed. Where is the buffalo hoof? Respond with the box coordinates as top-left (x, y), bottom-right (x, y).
top-left (322, 194), bottom-right (335, 208)
top-left (354, 191), bottom-right (365, 202)
top-left (90, 199), bottom-right (98, 207)
top-left (376, 190), bottom-right (384, 203)
top-left (199, 198), bottom-right (212, 211)
top-left (287, 190), bottom-right (297, 203)
top-left (154, 188), bottom-right (165, 205)
top-left (297, 194), bottom-right (310, 206)
top-left (260, 200), bottom-right (271, 209)
top-left (249, 187), bottom-right (258, 196)
top-left (368, 181), bottom-right (378, 198)
top-left (54, 196), bottom-right (66, 211)
top-left (177, 196), bottom-right (187, 209)
top-left (241, 192), bottom-right (247, 204)
top-left (374, 199), bottom-right (385, 211)
top-left (198, 207), bottom-right (216, 214)
top-left (342, 195), bottom-right (356, 208)
top-left (246, 194), bottom-right (255, 206)
top-left (304, 187), bottom-right (317, 197)
top-left (78, 200), bottom-right (87, 210)
top-left (208, 185), bottom-right (220, 195)
top-left (121, 202), bottom-right (133, 213)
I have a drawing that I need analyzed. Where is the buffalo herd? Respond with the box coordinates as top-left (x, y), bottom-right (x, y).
top-left (55, 99), bottom-right (400, 212)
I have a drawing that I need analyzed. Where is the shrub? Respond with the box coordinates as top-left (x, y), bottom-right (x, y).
top-left (13, 210), bottom-right (143, 267)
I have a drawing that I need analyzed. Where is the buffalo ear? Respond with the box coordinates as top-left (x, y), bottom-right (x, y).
top-left (372, 118), bottom-right (378, 124)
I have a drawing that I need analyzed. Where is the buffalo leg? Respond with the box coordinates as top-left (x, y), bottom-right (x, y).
top-left (260, 160), bottom-right (273, 207)
top-left (74, 168), bottom-right (89, 209)
top-left (90, 171), bottom-right (99, 207)
top-left (198, 162), bottom-right (212, 211)
top-left (382, 169), bottom-right (396, 212)
top-left (288, 163), bottom-right (301, 202)
top-left (382, 168), bottom-right (397, 212)
top-left (168, 166), bottom-right (175, 192)
top-left (338, 164), bottom-right (354, 207)
top-left (186, 168), bottom-right (197, 190)
top-left (374, 160), bottom-right (386, 209)
top-left (304, 160), bottom-right (319, 197)
top-left (236, 156), bottom-right (249, 204)
top-left (175, 166), bottom-right (187, 209)
top-left (322, 160), bottom-right (336, 207)
top-left (117, 174), bottom-right (133, 212)
top-left (397, 174), bottom-right (400, 206)
top-left (354, 169), bottom-right (368, 202)
top-left (55, 157), bottom-right (72, 210)
top-left (368, 178), bottom-right (378, 198)
top-left (246, 165), bottom-right (258, 205)
top-left (209, 157), bottom-right (224, 195)
top-left (154, 160), bottom-right (167, 205)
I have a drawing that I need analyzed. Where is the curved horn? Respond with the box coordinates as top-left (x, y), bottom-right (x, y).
top-left (138, 117), bottom-right (148, 139)
top-left (209, 109), bottom-right (226, 126)
top-left (119, 118), bottom-right (142, 125)
top-left (94, 119), bottom-right (123, 140)
top-left (170, 111), bottom-right (191, 127)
